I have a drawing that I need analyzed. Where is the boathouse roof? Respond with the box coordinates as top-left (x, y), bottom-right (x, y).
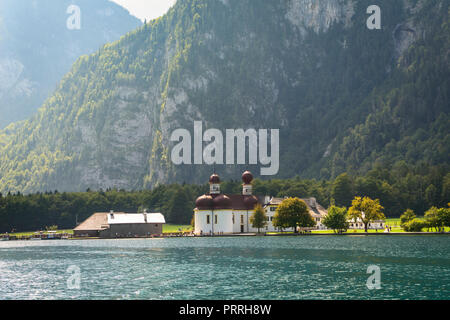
top-left (107, 213), bottom-right (166, 225)
top-left (74, 212), bottom-right (166, 232)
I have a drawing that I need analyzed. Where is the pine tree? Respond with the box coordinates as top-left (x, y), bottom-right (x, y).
top-left (332, 173), bottom-right (353, 207)
top-left (165, 187), bottom-right (191, 224)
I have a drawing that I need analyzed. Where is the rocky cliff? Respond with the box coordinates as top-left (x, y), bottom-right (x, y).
top-left (0, 0), bottom-right (448, 193)
top-left (0, 0), bottom-right (141, 128)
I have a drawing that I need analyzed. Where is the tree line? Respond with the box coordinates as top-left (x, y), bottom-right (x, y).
top-left (0, 163), bottom-right (448, 233)
top-left (250, 196), bottom-right (450, 234)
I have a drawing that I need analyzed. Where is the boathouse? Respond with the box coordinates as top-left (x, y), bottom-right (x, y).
top-left (73, 211), bottom-right (165, 238)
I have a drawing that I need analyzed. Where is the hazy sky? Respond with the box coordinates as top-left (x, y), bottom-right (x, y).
top-left (109, 0), bottom-right (176, 22)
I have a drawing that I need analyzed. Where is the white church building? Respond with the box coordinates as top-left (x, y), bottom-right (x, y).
top-left (194, 171), bottom-right (329, 235)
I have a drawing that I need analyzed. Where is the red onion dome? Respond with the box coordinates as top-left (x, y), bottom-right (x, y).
top-left (195, 194), bottom-right (214, 210)
top-left (213, 194), bottom-right (232, 209)
top-left (209, 173), bottom-right (220, 184)
top-left (244, 195), bottom-right (258, 209)
top-left (242, 171), bottom-right (253, 184)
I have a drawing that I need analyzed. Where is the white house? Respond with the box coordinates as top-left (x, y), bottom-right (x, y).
top-left (348, 214), bottom-right (385, 230)
top-left (263, 197), bottom-right (329, 231)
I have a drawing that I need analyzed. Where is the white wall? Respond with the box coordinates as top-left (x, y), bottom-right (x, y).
top-left (195, 210), bottom-right (234, 235)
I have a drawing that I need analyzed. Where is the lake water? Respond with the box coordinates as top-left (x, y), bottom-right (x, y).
top-left (0, 235), bottom-right (449, 300)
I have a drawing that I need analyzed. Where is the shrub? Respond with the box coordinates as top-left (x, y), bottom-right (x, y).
top-left (400, 209), bottom-right (416, 226)
top-left (403, 219), bottom-right (427, 232)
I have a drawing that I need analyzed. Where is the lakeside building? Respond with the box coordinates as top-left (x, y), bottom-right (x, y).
top-left (264, 197), bottom-right (329, 230)
top-left (194, 171), bottom-right (328, 235)
top-left (73, 211), bottom-right (165, 238)
top-left (348, 215), bottom-right (385, 230)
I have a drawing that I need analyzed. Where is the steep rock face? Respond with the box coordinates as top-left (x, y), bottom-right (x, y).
top-left (0, 0), bottom-right (448, 194)
top-left (0, 0), bottom-right (141, 128)
top-left (286, 0), bottom-right (355, 34)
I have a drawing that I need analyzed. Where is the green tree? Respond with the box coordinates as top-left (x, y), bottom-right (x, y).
top-left (322, 205), bottom-right (349, 234)
top-left (425, 184), bottom-right (438, 207)
top-left (441, 175), bottom-right (450, 205)
top-left (424, 207), bottom-right (442, 232)
top-left (250, 203), bottom-right (267, 233)
top-left (403, 219), bottom-right (427, 232)
top-left (425, 205), bottom-right (450, 232)
top-left (164, 186), bottom-right (192, 224)
top-left (273, 198), bottom-right (316, 233)
top-left (348, 196), bottom-right (385, 233)
top-left (440, 204), bottom-right (450, 228)
top-left (331, 173), bottom-right (353, 207)
top-left (400, 209), bottom-right (416, 227)
top-left (190, 214), bottom-right (195, 229)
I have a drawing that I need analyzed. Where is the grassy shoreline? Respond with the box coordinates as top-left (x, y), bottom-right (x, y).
top-left (2, 225), bottom-right (193, 238)
top-left (2, 220), bottom-right (449, 238)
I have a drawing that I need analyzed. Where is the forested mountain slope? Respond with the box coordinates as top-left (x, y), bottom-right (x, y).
top-left (0, 0), bottom-right (448, 194)
top-left (0, 0), bottom-right (141, 128)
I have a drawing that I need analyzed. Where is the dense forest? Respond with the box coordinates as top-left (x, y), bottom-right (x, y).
top-left (0, 0), bottom-right (448, 194)
top-left (1, 163), bottom-right (448, 233)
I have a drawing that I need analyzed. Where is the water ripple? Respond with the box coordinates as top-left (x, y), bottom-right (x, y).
top-left (0, 236), bottom-right (449, 299)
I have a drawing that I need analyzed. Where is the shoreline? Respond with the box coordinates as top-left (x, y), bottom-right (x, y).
top-left (2, 231), bottom-right (449, 242)
top-left (5, 232), bottom-right (448, 241)
top-left (264, 232), bottom-right (450, 236)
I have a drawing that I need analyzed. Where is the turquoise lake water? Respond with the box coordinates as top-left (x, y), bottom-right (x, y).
top-left (0, 235), bottom-right (449, 300)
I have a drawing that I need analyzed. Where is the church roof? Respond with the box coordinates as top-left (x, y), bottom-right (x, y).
top-left (195, 194), bottom-right (263, 211)
top-left (227, 194), bottom-right (261, 210)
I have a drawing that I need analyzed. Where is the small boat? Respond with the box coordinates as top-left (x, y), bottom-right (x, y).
top-left (42, 231), bottom-right (57, 240)
top-left (30, 234), bottom-right (42, 240)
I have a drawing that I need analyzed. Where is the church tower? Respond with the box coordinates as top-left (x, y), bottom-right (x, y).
top-left (209, 173), bottom-right (221, 194)
top-left (242, 171), bottom-right (253, 195)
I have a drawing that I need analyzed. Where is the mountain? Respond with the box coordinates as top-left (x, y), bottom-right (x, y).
top-left (0, 0), bottom-right (448, 194)
top-left (0, 0), bottom-right (141, 128)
